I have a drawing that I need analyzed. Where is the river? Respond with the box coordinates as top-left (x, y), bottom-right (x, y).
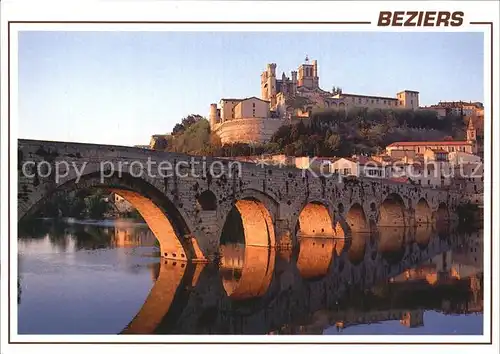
top-left (17, 219), bottom-right (483, 335)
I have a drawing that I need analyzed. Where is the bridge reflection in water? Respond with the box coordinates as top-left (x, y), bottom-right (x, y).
top-left (121, 226), bottom-right (483, 335)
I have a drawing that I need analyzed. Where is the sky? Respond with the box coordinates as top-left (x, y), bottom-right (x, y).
top-left (18, 31), bottom-right (484, 146)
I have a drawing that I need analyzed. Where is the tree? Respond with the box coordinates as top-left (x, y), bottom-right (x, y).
top-left (171, 114), bottom-right (204, 137)
top-left (172, 123), bottom-right (185, 136)
top-left (159, 106), bottom-right (471, 160)
top-left (284, 144), bottom-right (295, 156)
top-left (181, 114), bottom-right (203, 128)
top-left (326, 132), bottom-right (341, 152)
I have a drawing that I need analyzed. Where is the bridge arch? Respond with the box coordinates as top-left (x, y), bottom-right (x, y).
top-left (196, 190), bottom-right (217, 211)
top-left (434, 202), bottom-right (450, 224)
top-left (378, 193), bottom-right (406, 227)
top-left (19, 171), bottom-right (203, 261)
top-left (345, 203), bottom-right (369, 233)
top-left (239, 188), bottom-right (279, 224)
top-left (297, 201), bottom-right (334, 237)
top-left (220, 197), bottom-right (276, 248)
top-left (415, 198), bottom-right (432, 225)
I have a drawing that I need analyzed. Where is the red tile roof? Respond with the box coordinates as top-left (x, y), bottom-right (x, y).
top-left (389, 177), bottom-right (411, 183)
top-left (387, 141), bottom-right (472, 147)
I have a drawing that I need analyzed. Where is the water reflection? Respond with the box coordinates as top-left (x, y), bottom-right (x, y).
top-left (18, 219), bottom-right (483, 335)
top-left (18, 219), bottom-right (156, 253)
top-left (347, 232), bottom-right (367, 265)
top-left (220, 244), bottom-right (275, 299)
top-left (296, 236), bottom-right (335, 279)
top-left (122, 260), bottom-right (206, 334)
top-left (378, 227), bottom-right (406, 263)
top-left (415, 225), bottom-right (432, 247)
top-left (127, 227), bottom-right (483, 335)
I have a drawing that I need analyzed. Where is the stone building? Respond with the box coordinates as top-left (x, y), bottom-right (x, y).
top-left (329, 156), bottom-right (386, 178)
top-left (266, 56), bottom-right (420, 119)
top-left (421, 100), bottom-right (484, 119)
top-left (210, 56), bottom-right (421, 145)
top-left (209, 96), bottom-right (285, 145)
top-left (385, 118), bottom-right (478, 156)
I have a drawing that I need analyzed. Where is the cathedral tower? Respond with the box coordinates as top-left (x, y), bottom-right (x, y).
top-left (467, 117), bottom-right (478, 154)
top-left (297, 55), bottom-right (319, 90)
top-left (261, 63), bottom-right (277, 106)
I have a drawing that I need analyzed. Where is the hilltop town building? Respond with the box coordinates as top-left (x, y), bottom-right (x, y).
top-left (209, 97), bottom-right (284, 145)
top-left (421, 101), bottom-right (484, 119)
top-left (262, 56), bottom-right (420, 118)
top-left (385, 118), bottom-right (478, 156)
top-left (210, 57), bottom-right (420, 145)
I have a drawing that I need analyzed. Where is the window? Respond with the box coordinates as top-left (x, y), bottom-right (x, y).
top-left (334, 169), bottom-right (339, 174)
top-left (428, 180), bottom-right (430, 185)
top-left (371, 99), bottom-right (374, 104)
top-left (343, 168), bottom-right (351, 175)
top-left (252, 102), bottom-right (256, 108)
top-left (383, 100), bottom-right (386, 104)
top-left (376, 99), bottom-right (380, 103)
top-left (411, 99), bottom-right (413, 105)
top-left (358, 98), bottom-right (362, 103)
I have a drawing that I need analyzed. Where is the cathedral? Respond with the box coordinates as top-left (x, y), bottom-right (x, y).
top-left (210, 56), bottom-right (420, 145)
top-left (262, 55), bottom-right (420, 119)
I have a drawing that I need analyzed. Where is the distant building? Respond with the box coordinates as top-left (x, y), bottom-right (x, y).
top-left (295, 156), bottom-right (335, 173)
top-left (386, 118), bottom-right (478, 155)
top-left (386, 140), bottom-right (474, 156)
top-left (329, 156), bottom-right (385, 178)
top-left (149, 134), bottom-right (169, 150)
top-left (209, 97), bottom-right (284, 145)
top-left (421, 100), bottom-right (484, 119)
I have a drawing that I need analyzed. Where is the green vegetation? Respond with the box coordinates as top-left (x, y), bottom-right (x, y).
top-left (31, 189), bottom-right (143, 221)
top-left (162, 107), bottom-right (468, 158)
top-left (270, 107), bottom-right (466, 157)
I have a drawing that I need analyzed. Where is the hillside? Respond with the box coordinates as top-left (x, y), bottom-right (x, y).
top-left (160, 108), bottom-right (472, 158)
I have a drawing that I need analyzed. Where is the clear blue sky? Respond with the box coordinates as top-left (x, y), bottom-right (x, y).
top-left (18, 31), bottom-right (484, 146)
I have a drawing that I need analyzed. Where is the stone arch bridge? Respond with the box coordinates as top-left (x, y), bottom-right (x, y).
top-left (18, 139), bottom-right (461, 261)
